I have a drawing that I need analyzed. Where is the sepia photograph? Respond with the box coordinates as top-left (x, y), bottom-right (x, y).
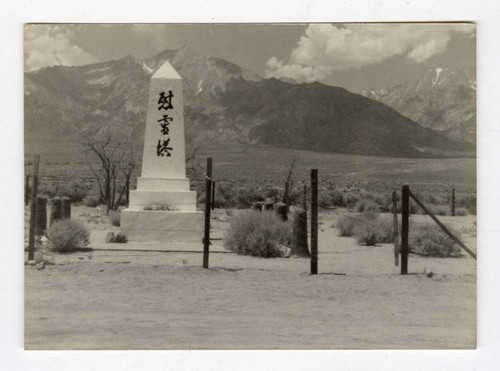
top-left (22, 22), bottom-right (478, 351)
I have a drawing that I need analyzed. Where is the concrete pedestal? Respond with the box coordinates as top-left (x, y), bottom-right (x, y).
top-left (121, 209), bottom-right (203, 244)
top-left (121, 176), bottom-right (202, 245)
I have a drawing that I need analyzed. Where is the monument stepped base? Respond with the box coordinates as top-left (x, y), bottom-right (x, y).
top-left (127, 177), bottom-right (197, 212)
top-left (120, 209), bottom-right (203, 244)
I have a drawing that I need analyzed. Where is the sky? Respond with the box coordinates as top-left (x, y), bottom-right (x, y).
top-left (24, 23), bottom-right (476, 91)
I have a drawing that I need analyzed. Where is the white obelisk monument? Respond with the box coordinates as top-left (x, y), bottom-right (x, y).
top-left (121, 61), bottom-right (202, 246)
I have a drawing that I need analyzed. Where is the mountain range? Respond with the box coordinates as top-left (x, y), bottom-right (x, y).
top-left (358, 67), bottom-right (476, 146)
top-left (24, 46), bottom-right (475, 158)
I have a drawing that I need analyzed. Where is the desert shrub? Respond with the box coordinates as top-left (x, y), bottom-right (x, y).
top-left (352, 211), bottom-right (394, 246)
top-left (212, 183), bottom-right (238, 208)
top-left (423, 204), bottom-right (449, 216)
top-left (38, 182), bottom-right (58, 198)
top-left (334, 214), bottom-right (356, 237)
top-left (457, 194), bottom-right (476, 215)
top-left (224, 210), bottom-right (292, 257)
top-left (378, 198), bottom-right (392, 212)
top-left (83, 195), bottom-right (100, 207)
top-left (60, 181), bottom-right (89, 203)
top-left (113, 233), bottom-right (128, 243)
top-left (344, 192), bottom-right (361, 210)
top-left (409, 223), bottom-right (462, 257)
top-left (198, 183), bottom-right (246, 209)
top-left (236, 186), bottom-right (264, 208)
top-left (202, 184), bottom-right (267, 209)
top-left (47, 220), bottom-right (90, 253)
top-left (335, 211), bottom-right (395, 245)
top-left (360, 191), bottom-right (386, 207)
top-left (455, 207), bottom-right (469, 216)
top-left (318, 192), bottom-right (331, 208)
top-left (424, 193), bottom-right (447, 205)
top-left (142, 205), bottom-right (178, 211)
top-left (157, 205), bottom-right (177, 211)
top-left (355, 199), bottom-right (380, 213)
top-left (109, 210), bottom-right (121, 226)
top-left (375, 214), bottom-right (396, 243)
top-left (265, 187), bottom-right (282, 201)
top-left (408, 199), bottom-right (420, 214)
top-left (289, 187), bottom-right (307, 206)
top-left (37, 181), bottom-right (89, 203)
top-left (353, 223), bottom-right (381, 246)
top-left (319, 188), bottom-right (344, 208)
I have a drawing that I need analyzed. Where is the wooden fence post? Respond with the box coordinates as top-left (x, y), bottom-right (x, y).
top-left (310, 169), bottom-right (318, 275)
top-left (211, 181), bottom-right (216, 211)
top-left (303, 184), bottom-right (307, 210)
top-left (451, 188), bottom-right (455, 216)
top-left (25, 175), bottom-right (30, 206)
top-left (401, 185), bottom-right (409, 275)
top-left (291, 208), bottom-right (309, 257)
top-left (28, 156), bottom-right (40, 262)
top-left (392, 191), bottom-right (399, 267)
top-left (203, 158), bottom-right (212, 269)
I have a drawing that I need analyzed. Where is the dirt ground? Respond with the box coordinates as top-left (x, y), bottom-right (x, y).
top-left (24, 206), bottom-right (476, 350)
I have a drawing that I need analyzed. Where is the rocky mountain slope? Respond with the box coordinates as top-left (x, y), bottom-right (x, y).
top-left (24, 47), bottom-right (472, 158)
top-left (358, 68), bottom-right (476, 146)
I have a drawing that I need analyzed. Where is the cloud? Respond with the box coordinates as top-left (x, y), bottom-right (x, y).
top-left (265, 23), bottom-right (475, 83)
top-left (24, 25), bottom-right (98, 71)
top-left (265, 57), bottom-right (330, 83)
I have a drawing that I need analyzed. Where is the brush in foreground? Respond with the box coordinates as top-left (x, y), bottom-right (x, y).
top-left (47, 220), bottom-right (89, 253)
top-left (224, 210), bottom-right (292, 257)
top-left (409, 222), bottom-right (463, 257)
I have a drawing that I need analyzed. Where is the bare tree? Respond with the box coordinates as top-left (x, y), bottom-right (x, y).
top-left (83, 131), bottom-right (136, 212)
top-left (282, 155), bottom-right (297, 209)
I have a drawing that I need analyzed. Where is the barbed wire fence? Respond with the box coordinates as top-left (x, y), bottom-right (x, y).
top-left (25, 156), bottom-right (476, 275)
top-left (194, 158), bottom-right (476, 274)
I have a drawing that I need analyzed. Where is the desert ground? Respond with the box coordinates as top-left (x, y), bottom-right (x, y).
top-left (24, 205), bottom-right (476, 350)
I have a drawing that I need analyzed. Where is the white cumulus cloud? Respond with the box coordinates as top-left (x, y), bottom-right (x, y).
top-left (265, 23), bottom-right (475, 83)
top-left (265, 57), bottom-right (330, 83)
top-left (24, 25), bottom-right (98, 72)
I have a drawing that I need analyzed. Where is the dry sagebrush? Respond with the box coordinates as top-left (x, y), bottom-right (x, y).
top-left (224, 210), bottom-right (292, 257)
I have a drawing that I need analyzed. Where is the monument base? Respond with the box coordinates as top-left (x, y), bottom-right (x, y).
top-left (120, 209), bottom-right (203, 244)
top-left (120, 176), bottom-right (202, 245)
top-left (127, 177), bottom-right (197, 212)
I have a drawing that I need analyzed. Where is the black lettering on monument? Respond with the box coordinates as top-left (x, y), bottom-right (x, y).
top-left (158, 91), bottom-right (174, 110)
top-left (157, 138), bottom-right (173, 157)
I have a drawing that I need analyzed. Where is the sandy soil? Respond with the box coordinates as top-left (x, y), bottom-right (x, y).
top-left (24, 207), bottom-right (476, 350)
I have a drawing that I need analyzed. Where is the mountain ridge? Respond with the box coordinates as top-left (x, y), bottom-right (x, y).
top-left (25, 47), bottom-right (473, 159)
top-left (357, 67), bottom-right (476, 146)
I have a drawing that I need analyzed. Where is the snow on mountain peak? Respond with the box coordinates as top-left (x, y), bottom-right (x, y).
top-left (141, 61), bottom-right (155, 74)
top-left (432, 68), bottom-right (443, 87)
